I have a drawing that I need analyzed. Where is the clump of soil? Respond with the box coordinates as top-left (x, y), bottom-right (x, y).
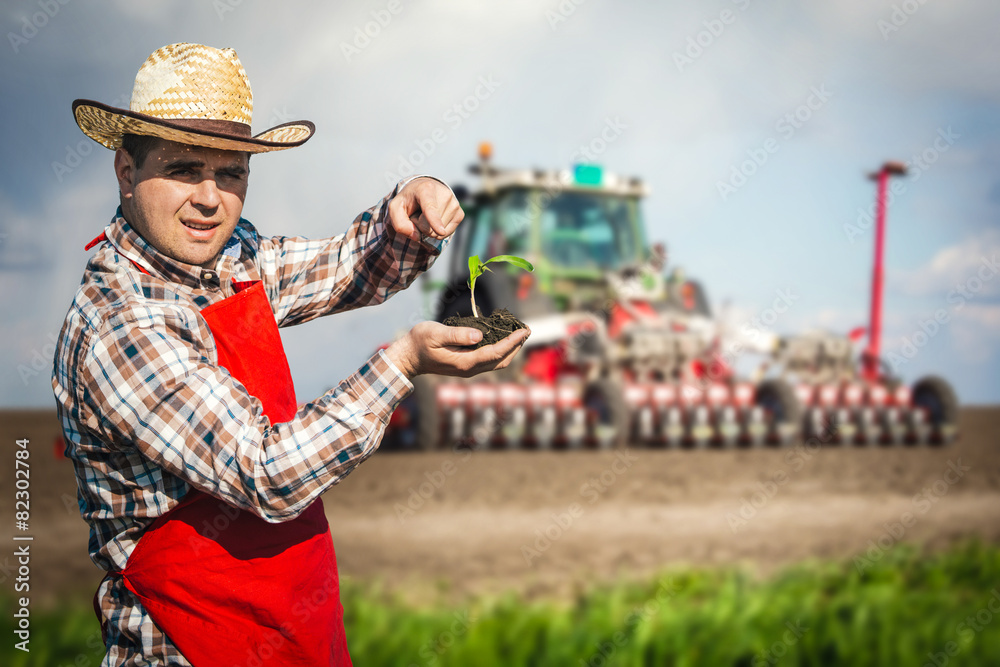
top-left (443, 308), bottom-right (527, 349)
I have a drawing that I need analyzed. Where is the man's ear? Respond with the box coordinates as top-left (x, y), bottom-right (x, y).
top-left (114, 149), bottom-right (136, 200)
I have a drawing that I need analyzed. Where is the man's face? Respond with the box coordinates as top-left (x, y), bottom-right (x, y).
top-left (115, 138), bottom-right (249, 269)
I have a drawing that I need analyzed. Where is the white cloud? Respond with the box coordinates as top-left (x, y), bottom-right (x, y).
top-left (892, 228), bottom-right (1000, 298)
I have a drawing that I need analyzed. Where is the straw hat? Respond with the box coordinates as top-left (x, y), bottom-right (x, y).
top-left (73, 43), bottom-right (314, 154)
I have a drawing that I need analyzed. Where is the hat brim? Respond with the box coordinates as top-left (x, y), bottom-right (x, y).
top-left (73, 99), bottom-right (315, 154)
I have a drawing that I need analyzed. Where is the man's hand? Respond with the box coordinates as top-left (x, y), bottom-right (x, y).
top-left (385, 322), bottom-right (530, 379)
top-left (388, 177), bottom-right (464, 242)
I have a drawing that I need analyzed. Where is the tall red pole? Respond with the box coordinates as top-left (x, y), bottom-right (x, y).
top-left (863, 161), bottom-right (907, 382)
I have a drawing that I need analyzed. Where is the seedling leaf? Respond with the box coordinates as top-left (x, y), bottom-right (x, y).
top-left (484, 255), bottom-right (534, 272)
top-left (466, 253), bottom-right (534, 320)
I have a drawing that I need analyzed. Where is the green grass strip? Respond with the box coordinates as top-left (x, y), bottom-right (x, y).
top-left (3, 540), bottom-right (999, 666)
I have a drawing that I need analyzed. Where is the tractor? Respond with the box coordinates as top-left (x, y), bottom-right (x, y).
top-left (383, 146), bottom-right (958, 450)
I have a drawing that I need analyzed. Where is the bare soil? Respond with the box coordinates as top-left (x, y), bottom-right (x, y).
top-left (443, 308), bottom-right (527, 348)
top-left (2, 407), bottom-right (998, 608)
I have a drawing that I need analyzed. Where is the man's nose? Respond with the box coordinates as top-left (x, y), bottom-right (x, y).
top-left (190, 175), bottom-right (222, 209)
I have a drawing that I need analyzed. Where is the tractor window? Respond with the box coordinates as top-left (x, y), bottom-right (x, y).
top-left (465, 189), bottom-right (533, 261)
top-left (497, 189), bottom-right (532, 255)
top-left (464, 204), bottom-right (495, 264)
top-left (540, 193), bottom-right (643, 270)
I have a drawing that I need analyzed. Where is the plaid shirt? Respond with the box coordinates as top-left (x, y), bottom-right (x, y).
top-left (52, 177), bottom-right (448, 666)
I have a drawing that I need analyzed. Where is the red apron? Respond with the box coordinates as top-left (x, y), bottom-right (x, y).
top-left (89, 234), bottom-right (351, 666)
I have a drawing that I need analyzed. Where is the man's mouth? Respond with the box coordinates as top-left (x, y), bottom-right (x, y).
top-left (181, 219), bottom-right (221, 240)
top-left (182, 220), bottom-right (220, 230)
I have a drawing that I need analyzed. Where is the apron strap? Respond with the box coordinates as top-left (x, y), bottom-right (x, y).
top-left (84, 230), bottom-right (107, 251)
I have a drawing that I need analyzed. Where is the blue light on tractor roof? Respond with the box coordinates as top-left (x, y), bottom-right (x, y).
top-left (573, 164), bottom-right (603, 186)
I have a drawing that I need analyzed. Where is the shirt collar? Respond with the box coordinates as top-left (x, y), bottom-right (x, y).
top-left (103, 207), bottom-right (257, 289)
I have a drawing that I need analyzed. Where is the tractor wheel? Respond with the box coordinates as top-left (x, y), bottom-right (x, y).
top-left (755, 379), bottom-right (802, 446)
top-left (394, 375), bottom-right (441, 451)
top-left (583, 378), bottom-right (628, 448)
top-left (911, 375), bottom-right (959, 445)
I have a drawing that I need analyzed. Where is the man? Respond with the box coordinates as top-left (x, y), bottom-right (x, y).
top-left (52, 43), bottom-right (528, 666)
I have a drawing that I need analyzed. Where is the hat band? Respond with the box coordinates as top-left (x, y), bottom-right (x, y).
top-left (151, 117), bottom-right (253, 138)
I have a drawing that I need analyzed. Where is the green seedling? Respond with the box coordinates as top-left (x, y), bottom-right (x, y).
top-left (467, 254), bottom-right (534, 319)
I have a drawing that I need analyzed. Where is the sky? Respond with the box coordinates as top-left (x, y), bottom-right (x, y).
top-left (0, 0), bottom-right (997, 407)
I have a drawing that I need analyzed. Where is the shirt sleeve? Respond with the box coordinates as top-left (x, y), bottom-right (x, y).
top-left (80, 301), bottom-right (412, 523)
top-left (257, 176), bottom-right (453, 328)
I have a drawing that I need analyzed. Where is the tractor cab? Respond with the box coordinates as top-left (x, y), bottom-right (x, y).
top-left (437, 147), bottom-right (711, 324)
